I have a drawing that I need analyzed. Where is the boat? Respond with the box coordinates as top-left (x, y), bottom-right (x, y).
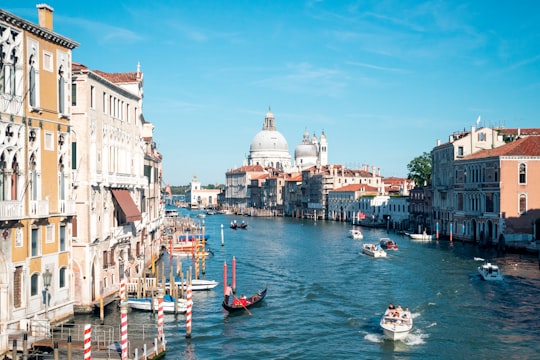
top-left (126, 294), bottom-right (187, 313)
top-left (380, 305), bottom-right (413, 340)
top-left (408, 232), bottom-right (433, 241)
top-left (379, 238), bottom-right (398, 250)
top-left (478, 261), bottom-right (503, 281)
top-left (166, 278), bottom-right (219, 291)
top-left (230, 220), bottom-right (248, 229)
top-left (361, 243), bottom-right (387, 258)
top-left (348, 229), bottom-right (363, 240)
top-left (222, 286), bottom-right (267, 313)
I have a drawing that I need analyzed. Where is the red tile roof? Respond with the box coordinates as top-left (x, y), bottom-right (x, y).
top-left (461, 136), bottom-right (540, 160)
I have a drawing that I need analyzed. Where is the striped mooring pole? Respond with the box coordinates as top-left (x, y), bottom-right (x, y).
top-left (83, 324), bottom-right (91, 360)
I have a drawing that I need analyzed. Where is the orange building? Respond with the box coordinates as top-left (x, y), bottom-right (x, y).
top-left (455, 135), bottom-right (540, 244)
top-left (0, 5), bottom-right (78, 353)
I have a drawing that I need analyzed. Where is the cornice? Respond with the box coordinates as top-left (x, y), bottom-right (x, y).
top-left (0, 9), bottom-right (79, 50)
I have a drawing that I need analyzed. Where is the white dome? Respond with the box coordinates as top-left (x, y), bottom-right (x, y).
top-left (250, 130), bottom-right (289, 152)
top-left (294, 143), bottom-right (317, 158)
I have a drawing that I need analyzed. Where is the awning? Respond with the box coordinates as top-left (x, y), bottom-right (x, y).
top-left (111, 189), bottom-right (142, 222)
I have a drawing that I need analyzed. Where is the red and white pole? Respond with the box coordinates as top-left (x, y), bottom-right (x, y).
top-left (120, 303), bottom-right (128, 360)
top-left (120, 277), bottom-right (126, 302)
top-left (157, 290), bottom-right (164, 347)
top-left (185, 283), bottom-right (193, 338)
top-left (223, 262), bottom-right (227, 296)
top-left (232, 256), bottom-right (237, 294)
top-left (83, 324), bottom-right (91, 360)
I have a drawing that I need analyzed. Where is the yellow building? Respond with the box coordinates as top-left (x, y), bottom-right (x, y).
top-left (0, 4), bottom-right (78, 354)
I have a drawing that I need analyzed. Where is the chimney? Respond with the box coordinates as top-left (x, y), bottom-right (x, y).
top-left (37, 4), bottom-right (54, 31)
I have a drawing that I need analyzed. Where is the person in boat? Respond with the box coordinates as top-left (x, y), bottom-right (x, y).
top-left (397, 305), bottom-right (403, 311)
top-left (240, 295), bottom-right (247, 306)
top-left (388, 303), bottom-right (395, 310)
top-left (224, 286), bottom-right (233, 304)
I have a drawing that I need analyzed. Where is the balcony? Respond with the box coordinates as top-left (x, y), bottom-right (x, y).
top-left (0, 200), bottom-right (24, 220)
top-left (30, 200), bottom-right (49, 218)
top-left (59, 200), bottom-right (76, 216)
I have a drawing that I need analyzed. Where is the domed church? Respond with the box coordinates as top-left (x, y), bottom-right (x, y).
top-left (248, 108), bottom-right (292, 171)
top-left (294, 129), bottom-right (328, 170)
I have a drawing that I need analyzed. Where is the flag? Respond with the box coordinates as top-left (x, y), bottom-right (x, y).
top-left (476, 115), bottom-right (481, 126)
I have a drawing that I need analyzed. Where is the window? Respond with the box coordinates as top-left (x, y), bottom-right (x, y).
top-left (103, 92), bottom-right (107, 114)
top-left (31, 273), bottom-right (39, 296)
top-left (31, 228), bottom-right (39, 257)
top-left (59, 225), bottom-right (66, 251)
top-left (58, 65), bottom-right (65, 113)
top-left (90, 85), bottom-right (96, 109)
top-left (457, 146), bottom-right (464, 157)
top-left (71, 82), bottom-right (77, 106)
top-left (72, 141), bottom-right (77, 170)
top-left (519, 193), bottom-right (527, 214)
top-left (29, 55), bottom-right (37, 107)
top-left (14, 266), bottom-right (22, 308)
top-left (59, 267), bottom-right (66, 288)
top-left (519, 163), bottom-right (526, 184)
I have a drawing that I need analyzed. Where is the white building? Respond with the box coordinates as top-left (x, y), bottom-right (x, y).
top-left (185, 176), bottom-right (220, 209)
top-left (71, 62), bottom-right (152, 312)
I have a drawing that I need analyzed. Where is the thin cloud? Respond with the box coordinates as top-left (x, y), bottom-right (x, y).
top-left (346, 61), bottom-right (408, 74)
top-left (57, 15), bottom-right (144, 44)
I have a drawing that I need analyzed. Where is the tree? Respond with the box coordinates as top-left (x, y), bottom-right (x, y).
top-left (407, 152), bottom-right (432, 186)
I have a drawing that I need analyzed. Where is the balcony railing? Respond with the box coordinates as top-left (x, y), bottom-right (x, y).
top-left (30, 200), bottom-right (49, 218)
top-left (0, 200), bottom-right (24, 220)
top-left (59, 200), bottom-right (76, 215)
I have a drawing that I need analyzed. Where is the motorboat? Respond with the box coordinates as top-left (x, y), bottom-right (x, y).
top-left (408, 232), bottom-right (433, 241)
top-left (478, 262), bottom-right (503, 281)
top-left (166, 278), bottom-right (219, 291)
top-left (126, 294), bottom-right (187, 313)
top-left (379, 238), bottom-right (398, 250)
top-left (348, 229), bottom-right (363, 240)
top-left (380, 306), bottom-right (413, 340)
top-left (361, 244), bottom-right (387, 258)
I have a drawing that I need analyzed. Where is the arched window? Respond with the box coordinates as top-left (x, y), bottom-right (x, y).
top-left (31, 273), bottom-right (39, 296)
top-left (9, 48), bottom-right (17, 95)
top-left (519, 163), bottom-right (526, 184)
top-left (519, 193), bottom-right (527, 214)
top-left (58, 65), bottom-right (65, 113)
top-left (29, 54), bottom-right (36, 107)
top-left (59, 267), bottom-right (66, 288)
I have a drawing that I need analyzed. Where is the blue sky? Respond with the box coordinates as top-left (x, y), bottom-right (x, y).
top-left (6, 1), bottom-right (540, 186)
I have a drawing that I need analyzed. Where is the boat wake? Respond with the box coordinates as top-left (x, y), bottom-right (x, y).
top-left (363, 332), bottom-right (384, 343)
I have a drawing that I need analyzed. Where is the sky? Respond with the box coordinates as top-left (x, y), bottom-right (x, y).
top-left (5, 1), bottom-right (540, 186)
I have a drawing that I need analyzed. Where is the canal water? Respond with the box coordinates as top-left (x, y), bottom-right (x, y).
top-left (75, 210), bottom-right (540, 359)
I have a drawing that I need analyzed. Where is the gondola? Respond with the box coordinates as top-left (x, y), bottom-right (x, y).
top-left (222, 286), bottom-right (267, 313)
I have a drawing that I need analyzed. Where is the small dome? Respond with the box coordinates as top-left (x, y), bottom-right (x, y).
top-left (294, 143), bottom-right (317, 158)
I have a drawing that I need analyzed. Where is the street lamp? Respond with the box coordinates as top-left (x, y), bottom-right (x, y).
top-left (42, 268), bottom-right (52, 320)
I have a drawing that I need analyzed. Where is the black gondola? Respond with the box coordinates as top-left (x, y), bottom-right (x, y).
top-left (222, 286), bottom-right (267, 313)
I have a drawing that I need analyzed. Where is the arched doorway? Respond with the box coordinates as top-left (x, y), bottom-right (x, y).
top-left (472, 219), bottom-right (478, 243)
top-left (487, 220), bottom-right (494, 245)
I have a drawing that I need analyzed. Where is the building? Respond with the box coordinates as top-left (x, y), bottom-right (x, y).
top-left (185, 175), bottom-right (220, 209)
top-left (0, 4), bottom-right (79, 353)
top-left (327, 184), bottom-right (378, 221)
top-left (454, 135), bottom-right (540, 245)
top-left (71, 62), bottom-right (151, 312)
top-left (247, 108), bottom-right (291, 171)
top-left (431, 126), bottom-right (506, 238)
top-left (293, 129), bottom-right (328, 170)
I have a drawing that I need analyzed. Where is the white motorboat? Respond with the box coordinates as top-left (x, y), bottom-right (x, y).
top-left (408, 232), bottom-right (433, 241)
top-left (167, 278), bottom-right (219, 291)
top-left (126, 295), bottom-right (187, 313)
top-left (478, 262), bottom-right (503, 281)
top-left (348, 229), bottom-right (363, 240)
top-left (361, 243), bottom-right (387, 258)
top-left (380, 307), bottom-right (413, 341)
